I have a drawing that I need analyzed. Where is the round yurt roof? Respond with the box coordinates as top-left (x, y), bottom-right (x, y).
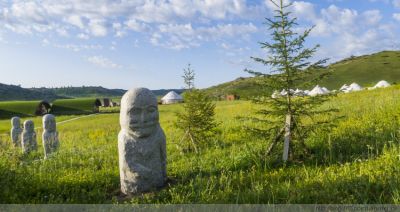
top-left (348, 82), bottom-right (363, 91)
top-left (161, 91), bottom-right (183, 101)
top-left (309, 85), bottom-right (328, 96)
top-left (374, 80), bottom-right (391, 88)
top-left (321, 87), bottom-right (330, 93)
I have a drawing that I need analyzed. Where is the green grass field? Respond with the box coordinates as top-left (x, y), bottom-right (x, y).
top-left (51, 98), bottom-right (101, 115)
top-left (0, 101), bottom-right (43, 119)
top-left (1, 86), bottom-right (400, 203)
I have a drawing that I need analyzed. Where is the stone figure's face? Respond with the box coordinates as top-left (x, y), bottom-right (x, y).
top-left (11, 117), bottom-right (20, 128)
top-left (24, 120), bottom-right (34, 132)
top-left (43, 114), bottom-right (56, 131)
top-left (120, 88), bottom-right (159, 138)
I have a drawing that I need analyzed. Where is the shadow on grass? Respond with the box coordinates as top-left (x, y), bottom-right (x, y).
top-left (0, 109), bottom-right (32, 120)
top-left (306, 129), bottom-right (397, 166)
top-left (0, 163), bottom-right (120, 203)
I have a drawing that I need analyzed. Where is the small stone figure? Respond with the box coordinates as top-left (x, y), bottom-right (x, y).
top-left (42, 114), bottom-right (59, 159)
top-left (10, 117), bottom-right (22, 147)
top-left (118, 88), bottom-right (167, 195)
top-left (21, 120), bottom-right (37, 154)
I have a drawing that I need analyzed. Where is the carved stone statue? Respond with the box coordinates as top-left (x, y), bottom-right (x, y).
top-left (21, 120), bottom-right (37, 154)
top-left (42, 114), bottom-right (59, 159)
top-left (118, 87), bottom-right (167, 195)
top-left (10, 117), bottom-right (22, 147)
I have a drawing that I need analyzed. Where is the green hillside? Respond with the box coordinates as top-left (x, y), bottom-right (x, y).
top-left (51, 98), bottom-right (102, 115)
top-left (30, 86), bottom-right (126, 98)
top-left (0, 101), bottom-right (50, 119)
top-left (0, 83), bottom-right (63, 101)
top-left (319, 51), bottom-right (400, 89)
top-left (205, 51), bottom-right (400, 99)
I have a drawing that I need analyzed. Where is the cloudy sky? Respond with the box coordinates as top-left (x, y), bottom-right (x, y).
top-left (1, 0), bottom-right (400, 89)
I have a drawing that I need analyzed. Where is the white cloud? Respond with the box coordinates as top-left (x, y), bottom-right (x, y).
top-left (56, 27), bottom-right (69, 37)
top-left (87, 56), bottom-right (121, 69)
top-left (65, 15), bottom-right (85, 29)
top-left (153, 23), bottom-right (257, 50)
top-left (0, 0), bottom-right (398, 58)
top-left (125, 19), bottom-right (149, 32)
top-left (88, 19), bottom-right (107, 37)
top-left (77, 33), bottom-right (89, 40)
top-left (393, 13), bottom-right (400, 21)
top-left (292, 1), bottom-right (316, 21)
top-left (53, 43), bottom-right (103, 52)
top-left (362, 10), bottom-right (382, 26)
top-left (0, 0), bottom-right (265, 37)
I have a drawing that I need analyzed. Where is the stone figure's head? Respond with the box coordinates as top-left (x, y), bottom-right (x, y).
top-left (43, 114), bottom-right (56, 132)
top-left (120, 88), bottom-right (159, 138)
top-left (24, 120), bottom-right (34, 133)
top-left (11, 117), bottom-right (21, 128)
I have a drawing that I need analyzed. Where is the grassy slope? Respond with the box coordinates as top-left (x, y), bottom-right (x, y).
top-left (320, 51), bottom-right (400, 89)
top-left (205, 51), bottom-right (400, 99)
top-left (51, 98), bottom-right (100, 115)
top-left (0, 101), bottom-right (42, 119)
top-left (1, 86), bottom-right (400, 203)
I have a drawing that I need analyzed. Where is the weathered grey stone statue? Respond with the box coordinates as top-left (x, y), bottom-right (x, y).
top-left (118, 88), bottom-right (167, 195)
top-left (42, 114), bottom-right (59, 159)
top-left (10, 117), bottom-right (22, 147)
top-left (21, 120), bottom-right (37, 154)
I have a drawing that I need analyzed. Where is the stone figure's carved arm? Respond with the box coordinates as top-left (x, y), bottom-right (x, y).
top-left (127, 160), bottom-right (152, 176)
top-left (42, 133), bottom-right (50, 158)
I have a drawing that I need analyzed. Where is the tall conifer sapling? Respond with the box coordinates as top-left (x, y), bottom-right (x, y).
top-left (176, 64), bottom-right (218, 153)
top-left (244, 0), bottom-right (336, 162)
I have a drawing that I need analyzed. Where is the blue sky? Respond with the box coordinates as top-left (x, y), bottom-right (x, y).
top-left (0, 0), bottom-right (400, 90)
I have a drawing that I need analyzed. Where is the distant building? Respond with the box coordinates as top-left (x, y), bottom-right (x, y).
top-left (35, 101), bottom-right (51, 115)
top-left (226, 94), bottom-right (239, 101)
top-left (161, 91), bottom-right (183, 104)
top-left (101, 98), bottom-right (111, 107)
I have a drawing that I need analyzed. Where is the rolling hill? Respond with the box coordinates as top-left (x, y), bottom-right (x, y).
top-left (205, 50), bottom-right (400, 99)
top-left (0, 83), bottom-right (64, 101)
top-left (0, 83), bottom-right (184, 101)
top-left (30, 86), bottom-right (126, 98)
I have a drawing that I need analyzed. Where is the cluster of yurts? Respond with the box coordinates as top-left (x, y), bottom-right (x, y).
top-left (10, 114), bottom-right (59, 159)
top-left (272, 80), bottom-right (391, 98)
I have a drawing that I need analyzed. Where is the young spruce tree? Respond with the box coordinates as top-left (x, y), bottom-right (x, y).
top-left (245, 0), bottom-right (336, 162)
top-left (176, 64), bottom-right (218, 153)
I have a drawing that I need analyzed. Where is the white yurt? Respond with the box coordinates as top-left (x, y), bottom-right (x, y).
top-left (161, 91), bottom-right (183, 104)
top-left (345, 82), bottom-right (363, 92)
top-left (321, 87), bottom-right (330, 93)
top-left (294, 89), bottom-right (305, 97)
top-left (308, 85), bottom-right (328, 96)
top-left (373, 80), bottom-right (391, 89)
top-left (339, 84), bottom-right (349, 91)
top-left (271, 90), bottom-right (280, 98)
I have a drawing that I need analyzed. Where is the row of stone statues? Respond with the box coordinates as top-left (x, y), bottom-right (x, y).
top-left (7, 87), bottom-right (166, 195)
top-left (11, 114), bottom-right (59, 158)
